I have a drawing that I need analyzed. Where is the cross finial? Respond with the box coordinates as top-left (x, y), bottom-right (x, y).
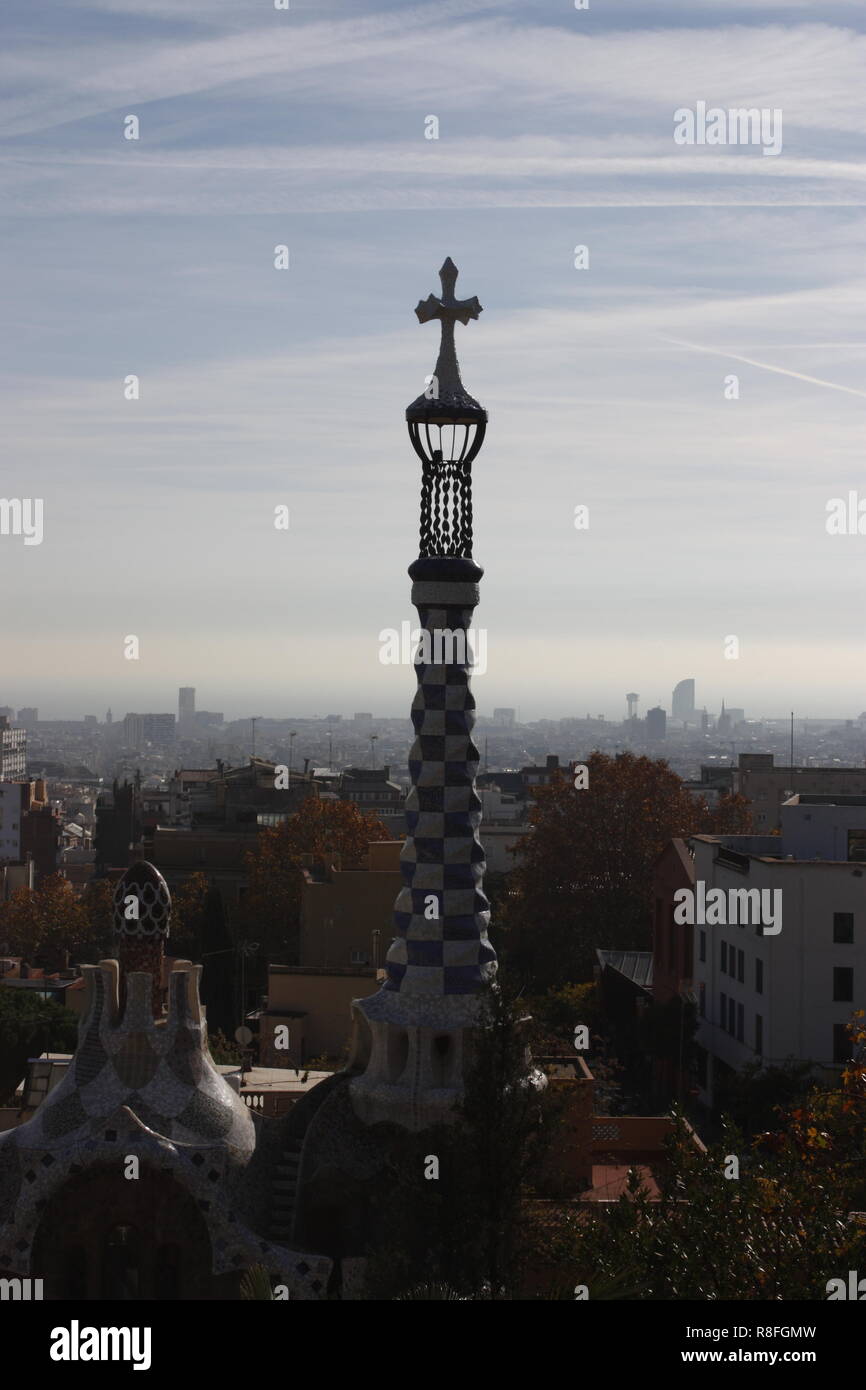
top-left (409, 258), bottom-right (484, 419)
top-left (415, 257), bottom-right (483, 330)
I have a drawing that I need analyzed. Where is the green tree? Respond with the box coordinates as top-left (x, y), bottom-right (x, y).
top-left (365, 981), bottom-right (552, 1299)
top-left (0, 986), bottom-right (78, 1104)
top-left (529, 981), bottom-right (605, 1048)
top-left (715, 1056), bottom-right (816, 1139)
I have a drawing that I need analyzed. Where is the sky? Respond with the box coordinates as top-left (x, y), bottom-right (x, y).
top-left (2, 0), bottom-right (866, 721)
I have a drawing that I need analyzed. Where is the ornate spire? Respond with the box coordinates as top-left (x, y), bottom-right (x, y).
top-left (405, 259), bottom-right (487, 559)
top-left (348, 257), bottom-right (496, 1130)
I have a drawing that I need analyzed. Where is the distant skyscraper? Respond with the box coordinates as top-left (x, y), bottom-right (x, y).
top-left (493, 707), bottom-right (516, 727)
top-left (646, 706), bottom-right (667, 741)
top-left (672, 679), bottom-right (696, 724)
top-left (16, 707), bottom-right (38, 730)
top-left (105, 707), bottom-right (112, 725)
top-left (178, 687), bottom-right (195, 729)
top-left (626, 692), bottom-right (639, 720)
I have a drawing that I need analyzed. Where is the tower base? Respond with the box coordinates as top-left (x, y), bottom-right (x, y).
top-left (348, 990), bottom-right (483, 1132)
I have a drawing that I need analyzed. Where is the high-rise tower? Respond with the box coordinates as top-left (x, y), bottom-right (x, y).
top-left (672, 678), bottom-right (696, 725)
top-left (178, 686), bottom-right (196, 731)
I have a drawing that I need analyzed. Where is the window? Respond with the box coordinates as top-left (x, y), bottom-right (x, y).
top-left (755, 1013), bottom-right (763, 1056)
top-left (833, 967), bottom-right (853, 1003)
top-left (699, 982), bottom-right (706, 1018)
top-left (737, 949), bottom-right (745, 984)
top-left (720, 990), bottom-right (727, 1029)
top-left (834, 912), bottom-right (854, 944)
top-left (720, 941), bottom-right (727, 974)
top-left (847, 832), bottom-right (866, 863)
top-left (699, 929), bottom-right (706, 963)
top-left (728, 997), bottom-right (736, 1036)
top-left (755, 958), bottom-right (763, 995)
top-left (833, 1023), bottom-right (851, 1064)
top-left (736, 1001), bottom-right (744, 1042)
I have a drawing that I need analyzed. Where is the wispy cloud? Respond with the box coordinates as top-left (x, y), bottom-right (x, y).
top-left (661, 334), bottom-right (866, 398)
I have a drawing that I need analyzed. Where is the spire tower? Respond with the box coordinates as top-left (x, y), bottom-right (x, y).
top-left (349, 259), bottom-right (497, 1130)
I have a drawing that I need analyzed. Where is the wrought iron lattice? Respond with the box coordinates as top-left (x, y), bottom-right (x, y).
top-left (406, 259), bottom-right (487, 558)
top-left (418, 455), bottom-right (474, 557)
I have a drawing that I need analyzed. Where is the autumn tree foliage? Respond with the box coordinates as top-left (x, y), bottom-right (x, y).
top-left (167, 871), bottom-right (211, 959)
top-left (500, 753), bottom-right (751, 990)
top-left (77, 877), bottom-right (115, 960)
top-left (552, 1020), bottom-right (866, 1301)
top-left (558, 1111), bottom-right (864, 1301)
top-left (0, 874), bottom-right (120, 969)
top-left (754, 1012), bottom-right (866, 1210)
top-left (239, 796), bottom-right (389, 958)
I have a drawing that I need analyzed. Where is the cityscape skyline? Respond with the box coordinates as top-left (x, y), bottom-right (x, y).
top-left (3, 682), bottom-right (866, 726)
top-left (4, 2), bottom-right (866, 724)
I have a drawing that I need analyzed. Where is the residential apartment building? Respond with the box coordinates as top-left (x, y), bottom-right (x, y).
top-left (255, 963), bottom-right (381, 1066)
top-left (733, 752), bottom-right (866, 830)
top-left (299, 840), bottom-right (403, 969)
top-left (338, 766), bottom-right (404, 834)
top-left (690, 796), bottom-right (866, 1104)
top-left (0, 717), bottom-right (25, 780)
top-left (0, 782), bottom-right (23, 860)
top-left (0, 780), bottom-right (60, 880)
top-left (122, 712), bottom-right (176, 748)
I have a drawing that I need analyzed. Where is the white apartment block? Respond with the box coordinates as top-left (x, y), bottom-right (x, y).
top-left (692, 794), bottom-right (866, 1105)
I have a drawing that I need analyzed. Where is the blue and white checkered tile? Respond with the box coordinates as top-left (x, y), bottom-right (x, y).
top-left (383, 563), bottom-right (496, 998)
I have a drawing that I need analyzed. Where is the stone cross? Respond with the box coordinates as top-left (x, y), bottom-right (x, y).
top-left (414, 258), bottom-right (482, 406)
top-left (415, 257), bottom-right (482, 330)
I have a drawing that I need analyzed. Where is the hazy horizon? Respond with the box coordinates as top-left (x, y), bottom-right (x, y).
top-left (3, 0), bottom-right (866, 720)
